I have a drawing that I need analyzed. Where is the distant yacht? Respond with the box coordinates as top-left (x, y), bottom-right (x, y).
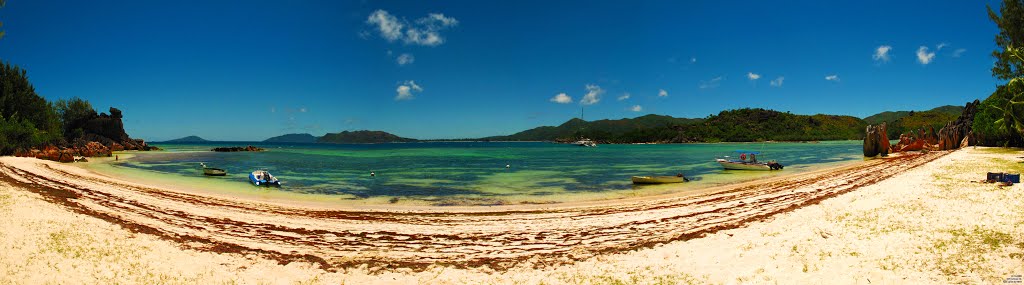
top-left (573, 138), bottom-right (597, 147)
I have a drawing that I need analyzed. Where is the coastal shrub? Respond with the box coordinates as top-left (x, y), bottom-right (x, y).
top-left (0, 115), bottom-right (43, 155)
top-left (0, 61), bottom-right (62, 143)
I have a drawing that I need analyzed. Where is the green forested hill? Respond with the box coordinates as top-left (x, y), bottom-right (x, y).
top-left (485, 106), bottom-right (962, 143)
top-left (863, 105), bottom-right (963, 125)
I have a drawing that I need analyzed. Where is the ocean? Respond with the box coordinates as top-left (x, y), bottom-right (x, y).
top-left (91, 141), bottom-right (864, 206)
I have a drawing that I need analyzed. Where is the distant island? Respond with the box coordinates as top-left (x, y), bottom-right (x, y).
top-left (481, 105), bottom-right (964, 143)
top-left (258, 130), bottom-right (419, 144)
top-left (263, 133), bottom-right (318, 143)
top-left (318, 130), bottom-right (418, 144)
top-left (160, 135), bottom-right (210, 143)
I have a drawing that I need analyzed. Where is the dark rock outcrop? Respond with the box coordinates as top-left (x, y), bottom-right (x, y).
top-left (863, 122), bottom-right (891, 157)
top-left (211, 146), bottom-right (265, 152)
top-left (14, 107), bottom-right (156, 163)
top-left (936, 100), bottom-right (980, 150)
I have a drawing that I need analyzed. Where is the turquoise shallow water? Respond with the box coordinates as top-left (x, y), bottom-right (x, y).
top-left (104, 141), bottom-right (862, 205)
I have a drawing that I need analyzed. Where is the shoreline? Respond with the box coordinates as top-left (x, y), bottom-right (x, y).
top-left (2, 147), bottom-right (1021, 283)
top-left (0, 150), bottom-right (946, 269)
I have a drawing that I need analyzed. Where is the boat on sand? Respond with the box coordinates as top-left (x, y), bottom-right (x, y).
top-left (631, 174), bottom-right (689, 184)
top-left (715, 150), bottom-right (784, 171)
top-left (249, 170), bottom-right (281, 186)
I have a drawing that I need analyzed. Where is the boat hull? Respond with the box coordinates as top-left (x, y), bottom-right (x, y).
top-left (203, 168), bottom-right (227, 176)
top-left (716, 159), bottom-right (773, 171)
top-left (631, 176), bottom-right (686, 184)
top-left (249, 171), bottom-right (281, 186)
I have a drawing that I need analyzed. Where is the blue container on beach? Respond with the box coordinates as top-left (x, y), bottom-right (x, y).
top-left (1004, 173), bottom-right (1020, 183)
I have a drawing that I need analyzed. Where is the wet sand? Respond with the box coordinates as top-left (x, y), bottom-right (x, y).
top-left (2, 148), bottom-right (1021, 284)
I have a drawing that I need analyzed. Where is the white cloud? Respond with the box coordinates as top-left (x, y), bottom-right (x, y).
top-left (630, 105), bottom-right (643, 112)
top-left (367, 10), bottom-right (404, 41)
top-left (395, 80), bottom-right (423, 101)
top-left (299, 107), bottom-right (307, 113)
top-left (770, 76), bottom-right (785, 87)
top-left (396, 53), bottom-right (415, 65)
top-left (747, 72), bottom-right (761, 80)
top-left (936, 42), bottom-right (948, 51)
top-left (658, 89), bottom-right (668, 97)
top-left (953, 48), bottom-right (967, 58)
top-left (580, 84), bottom-right (604, 105)
top-left (825, 75), bottom-right (840, 81)
top-left (917, 46), bottom-right (936, 65)
top-left (873, 45), bottom-right (892, 63)
top-left (699, 76), bottom-right (723, 89)
top-left (366, 10), bottom-right (458, 47)
top-left (617, 92), bottom-right (631, 101)
top-left (550, 93), bottom-right (572, 104)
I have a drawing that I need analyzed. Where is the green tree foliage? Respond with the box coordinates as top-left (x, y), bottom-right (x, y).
top-left (54, 97), bottom-right (98, 139)
top-left (0, 61), bottom-right (61, 145)
top-left (976, 1), bottom-right (1024, 146)
top-left (989, 0), bottom-right (1024, 80)
top-left (0, 115), bottom-right (42, 155)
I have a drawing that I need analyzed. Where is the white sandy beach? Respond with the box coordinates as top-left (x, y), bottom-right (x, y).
top-left (1, 147), bottom-right (1022, 284)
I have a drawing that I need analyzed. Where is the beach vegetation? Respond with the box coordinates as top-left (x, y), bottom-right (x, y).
top-left (976, 0), bottom-right (1024, 147)
top-left (0, 61), bottom-right (106, 154)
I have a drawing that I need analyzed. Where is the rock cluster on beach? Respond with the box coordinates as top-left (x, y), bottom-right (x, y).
top-left (211, 146), bottom-right (265, 152)
top-left (862, 122), bottom-right (891, 157)
top-left (864, 100), bottom-right (979, 156)
top-left (13, 107), bottom-right (159, 162)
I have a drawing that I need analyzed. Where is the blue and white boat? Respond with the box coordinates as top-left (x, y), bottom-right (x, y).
top-left (249, 170), bottom-right (281, 186)
top-left (715, 150), bottom-right (784, 171)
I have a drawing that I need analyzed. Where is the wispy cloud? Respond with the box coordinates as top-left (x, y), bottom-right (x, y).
top-left (580, 84), bottom-right (604, 105)
top-left (550, 93), bottom-right (572, 104)
top-left (630, 105), bottom-right (643, 112)
top-left (917, 46), bottom-right (936, 65)
top-left (367, 10), bottom-right (404, 41)
top-left (395, 80), bottom-right (423, 100)
top-left (699, 76), bottom-right (723, 89)
top-left (747, 72), bottom-right (761, 80)
top-left (396, 53), bottom-right (415, 65)
top-left (690, 57), bottom-right (697, 64)
top-left (770, 76), bottom-right (785, 87)
top-left (658, 89), bottom-right (668, 97)
top-left (873, 45), bottom-right (892, 63)
top-left (825, 74), bottom-right (840, 82)
top-left (366, 10), bottom-right (458, 46)
top-left (936, 42), bottom-right (948, 51)
top-left (617, 92), bottom-right (631, 101)
top-left (953, 48), bottom-right (967, 58)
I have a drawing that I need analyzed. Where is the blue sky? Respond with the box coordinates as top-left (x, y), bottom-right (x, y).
top-left (0, 0), bottom-right (1006, 141)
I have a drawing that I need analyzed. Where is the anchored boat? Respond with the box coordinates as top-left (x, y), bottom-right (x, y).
top-left (715, 150), bottom-right (784, 171)
top-left (573, 138), bottom-right (597, 147)
top-left (249, 170), bottom-right (281, 186)
top-left (200, 162), bottom-right (227, 176)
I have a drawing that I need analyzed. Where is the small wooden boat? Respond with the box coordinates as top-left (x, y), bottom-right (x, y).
top-left (716, 151), bottom-right (784, 171)
top-left (200, 162), bottom-right (227, 176)
top-left (632, 174), bottom-right (688, 184)
top-left (249, 170), bottom-right (280, 186)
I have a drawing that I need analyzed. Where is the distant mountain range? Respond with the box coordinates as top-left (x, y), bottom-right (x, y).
top-left (158, 105), bottom-right (966, 145)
